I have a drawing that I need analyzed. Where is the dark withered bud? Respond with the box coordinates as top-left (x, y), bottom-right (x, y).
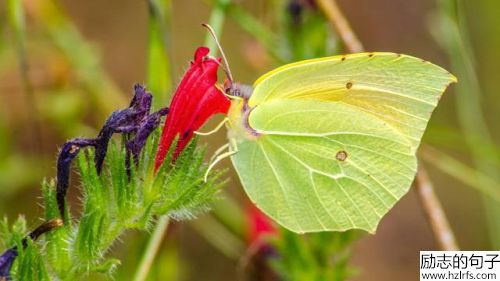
top-left (127, 107), bottom-right (169, 165)
top-left (94, 84), bottom-right (154, 173)
top-left (26, 219), bottom-right (64, 243)
top-left (56, 138), bottom-right (96, 219)
top-left (0, 248), bottom-right (17, 280)
top-left (56, 84), bottom-right (168, 220)
top-left (130, 84), bottom-right (153, 116)
top-left (0, 219), bottom-right (62, 280)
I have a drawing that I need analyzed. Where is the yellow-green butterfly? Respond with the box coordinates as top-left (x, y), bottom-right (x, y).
top-left (202, 27), bottom-right (456, 234)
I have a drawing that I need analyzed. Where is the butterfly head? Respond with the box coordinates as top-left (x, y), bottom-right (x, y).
top-left (203, 23), bottom-right (255, 101)
top-left (202, 24), bottom-right (259, 140)
top-left (224, 80), bottom-right (253, 100)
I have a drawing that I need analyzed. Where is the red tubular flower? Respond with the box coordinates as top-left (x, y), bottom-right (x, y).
top-left (154, 47), bottom-right (230, 170)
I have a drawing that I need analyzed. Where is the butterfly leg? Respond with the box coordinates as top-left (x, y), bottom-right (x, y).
top-left (204, 138), bottom-right (238, 182)
top-left (209, 142), bottom-right (230, 162)
top-left (195, 117), bottom-right (229, 136)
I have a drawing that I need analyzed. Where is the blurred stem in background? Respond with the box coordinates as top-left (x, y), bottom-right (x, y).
top-left (146, 0), bottom-right (172, 109)
top-left (133, 216), bottom-right (170, 281)
top-left (6, 0), bottom-right (42, 153)
top-left (191, 215), bottom-right (245, 260)
top-left (315, 0), bottom-right (363, 53)
top-left (204, 0), bottom-right (232, 53)
top-left (7, 0), bottom-right (33, 100)
top-left (0, 0), bottom-right (48, 199)
top-left (415, 166), bottom-right (459, 250)
top-left (430, 0), bottom-right (500, 248)
top-left (421, 146), bottom-right (500, 203)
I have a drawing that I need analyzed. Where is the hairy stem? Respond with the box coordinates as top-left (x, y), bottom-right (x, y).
top-left (133, 216), bottom-right (170, 281)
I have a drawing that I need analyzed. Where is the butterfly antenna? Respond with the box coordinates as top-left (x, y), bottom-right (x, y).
top-left (202, 23), bottom-right (234, 84)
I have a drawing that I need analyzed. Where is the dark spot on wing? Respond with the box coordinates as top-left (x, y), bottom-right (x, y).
top-left (346, 82), bottom-right (353, 89)
top-left (341, 56), bottom-right (346, 61)
top-left (335, 151), bottom-right (348, 161)
top-left (368, 53), bottom-right (374, 57)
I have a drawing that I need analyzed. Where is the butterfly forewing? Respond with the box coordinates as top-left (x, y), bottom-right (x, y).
top-left (249, 53), bottom-right (456, 150)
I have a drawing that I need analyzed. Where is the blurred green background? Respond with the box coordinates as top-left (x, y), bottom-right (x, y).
top-left (0, 0), bottom-right (499, 280)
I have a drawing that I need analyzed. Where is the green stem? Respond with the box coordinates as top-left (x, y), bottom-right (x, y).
top-left (147, 0), bottom-right (172, 108)
top-left (7, 0), bottom-right (43, 152)
top-left (133, 216), bottom-right (170, 281)
top-left (421, 146), bottom-right (500, 202)
top-left (190, 215), bottom-right (245, 260)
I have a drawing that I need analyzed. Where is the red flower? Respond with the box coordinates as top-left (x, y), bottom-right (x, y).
top-left (154, 47), bottom-right (230, 170)
top-left (247, 204), bottom-right (277, 245)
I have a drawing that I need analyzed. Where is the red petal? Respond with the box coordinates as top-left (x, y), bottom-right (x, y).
top-left (247, 204), bottom-right (277, 244)
top-left (154, 47), bottom-right (230, 170)
top-left (194, 47), bottom-right (210, 61)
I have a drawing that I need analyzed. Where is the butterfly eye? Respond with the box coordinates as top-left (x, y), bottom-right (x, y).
top-left (224, 85), bottom-right (240, 97)
top-left (233, 88), bottom-right (242, 97)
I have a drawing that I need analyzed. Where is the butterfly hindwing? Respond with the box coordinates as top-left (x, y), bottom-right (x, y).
top-left (233, 99), bottom-right (416, 233)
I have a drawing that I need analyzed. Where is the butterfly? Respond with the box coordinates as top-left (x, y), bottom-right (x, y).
top-left (223, 52), bottom-right (455, 234)
top-left (156, 25), bottom-right (456, 234)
